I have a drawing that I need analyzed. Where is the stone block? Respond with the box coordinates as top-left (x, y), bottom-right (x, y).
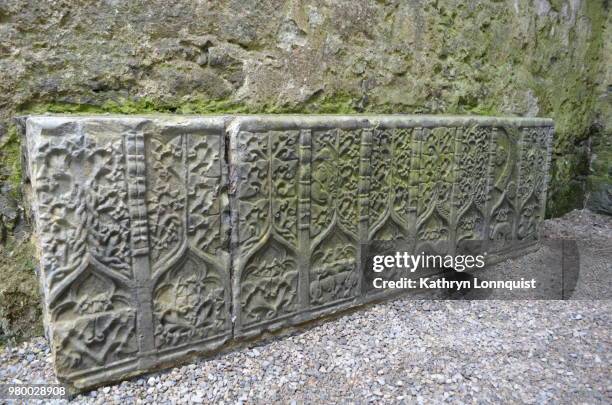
top-left (228, 116), bottom-right (554, 336)
top-left (23, 116), bottom-right (230, 389)
top-left (21, 115), bottom-right (553, 391)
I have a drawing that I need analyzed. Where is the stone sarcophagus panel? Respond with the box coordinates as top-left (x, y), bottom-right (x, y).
top-left (228, 116), bottom-right (553, 337)
top-left (22, 115), bottom-right (553, 390)
top-left (23, 116), bottom-right (232, 389)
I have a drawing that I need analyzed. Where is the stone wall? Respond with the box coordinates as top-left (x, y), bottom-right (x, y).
top-left (0, 0), bottom-right (609, 341)
top-left (587, 6), bottom-right (611, 215)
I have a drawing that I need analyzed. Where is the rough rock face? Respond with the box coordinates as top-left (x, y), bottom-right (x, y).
top-left (0, 0), bottom-right (608, 340)
top-left (587, 7), bottom-right (612, 216)
top-left (22, 114), bottom-right (553, 390)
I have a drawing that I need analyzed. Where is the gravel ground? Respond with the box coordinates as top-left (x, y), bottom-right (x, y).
top-left (1, 210), bottom-right (610, 404)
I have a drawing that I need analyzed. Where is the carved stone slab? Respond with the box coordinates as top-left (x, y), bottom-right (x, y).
top-left (23, 116), bottom-right (230, 390)
top-left (22, 115), bottom-right (553, 391)
top-left (228, 116), bottom-right (554, 337)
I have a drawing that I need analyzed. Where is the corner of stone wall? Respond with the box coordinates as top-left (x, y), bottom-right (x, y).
top-left (585, 4), bottom-right (612, 216)
top-left (0, 118), bottom-right (43, 345)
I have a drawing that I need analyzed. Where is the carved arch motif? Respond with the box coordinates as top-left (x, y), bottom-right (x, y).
top-left (309, 129), bottom-right (361, 305)
top-left (146, 132), bottom-right (229, 347)
top-left (236, 130), bottom-right (300, 326)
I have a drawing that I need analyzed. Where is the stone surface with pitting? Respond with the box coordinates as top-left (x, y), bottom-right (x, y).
top-left (22, 114), bottom-right (553, 391)
top-left (0, 0), bottom-right (609, 343)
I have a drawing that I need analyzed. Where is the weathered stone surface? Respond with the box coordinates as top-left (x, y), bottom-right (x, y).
top-left (24, 116), bottom-right (230, 389)
top-left (22, 114), bottom-right (553, 390)
top-left (0, 0), bottom-right (607, 343)
top-left (229, 116), bottom-right (554, 335)
top-left (587, 7), bottom-right (612, 216)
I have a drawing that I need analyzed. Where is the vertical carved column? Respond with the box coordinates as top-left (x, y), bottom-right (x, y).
top-left (513, 127), bottom-right (527, 240)
top-left (397, 127), bottom-right (418, 238)
top-left (516, 126), bottom-right (550, 241)
top-left (124, 129), bottom-right (155, 359)
top-left (359, 128), bottom-right (373, 294)
top-left (482, 127), bottom-right (498, 253)
top-left (486, 125), bottom-right (521, 246)
top-left (408, 127), bottom-right (423, 240)
top-left (298, 129), bottom-right (311, 309)
top-left (539, 127), bottom-right (554, 224)
top-left (448, 127), bottom-right (462, 255)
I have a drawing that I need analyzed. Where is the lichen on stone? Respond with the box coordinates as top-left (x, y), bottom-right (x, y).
top-left (0, 0), bottom-right (609, 341)
top-left (0, 239), bottom-right (42, 345)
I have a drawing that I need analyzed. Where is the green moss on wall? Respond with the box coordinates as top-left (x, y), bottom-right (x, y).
top-left (21, 93), bottom-right (362, 116)
top-left (0, 239), bottom-right (42, 345)
top-left (0, 0), bottom-right (609, 342)
top-left (0, 126), bottom-right (23, 201)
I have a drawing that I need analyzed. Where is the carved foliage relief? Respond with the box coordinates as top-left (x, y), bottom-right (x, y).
top-left (31, 122), bottom-right (136, 374)
top-left (416, 127), bottom-right (456, 242)
top-left (146, 132), bottom-right (229, 349)
top-left (236, 130), bottom-right (299, 326)
top-left (487, 127), bottom-right (520, 241)
top-left (26, 116), bottom-right (553, 387)
top-left (453, 126), bottom-right (491, 241)
top-left (147, 135), bottom-right (185, 264)
top-left (29, 118), bottom-right (229, 379)
top-left (517, 127), bottom-right (551, 240)
top-left (309, 129), bottom-right (361, 306)
top-left (369, 128), bottom-right (414, 240)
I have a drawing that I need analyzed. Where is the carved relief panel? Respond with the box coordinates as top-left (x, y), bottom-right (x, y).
top-left (413, 126), bottom-right (457, 257)
top-left (452, 126), bottom-right (492, 243)
top-left (27, 119), bottom-right (138, 376)
top-left (146, 127), bottom-right (230, 351)
top-left (24, 115), bottom-right (553, 390)
top-left (231, 129), bottom-right (300, 333)
top-left (516, 127), bottom-right (553, 241)
top-left (486, 126), bottom-right (521, 242)
top-left (25, 116), bottom-right (229, 389)
top-left (368, 128), bottom-right (416, 240)
top-left (309, 129), bottom-right (362, 307)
